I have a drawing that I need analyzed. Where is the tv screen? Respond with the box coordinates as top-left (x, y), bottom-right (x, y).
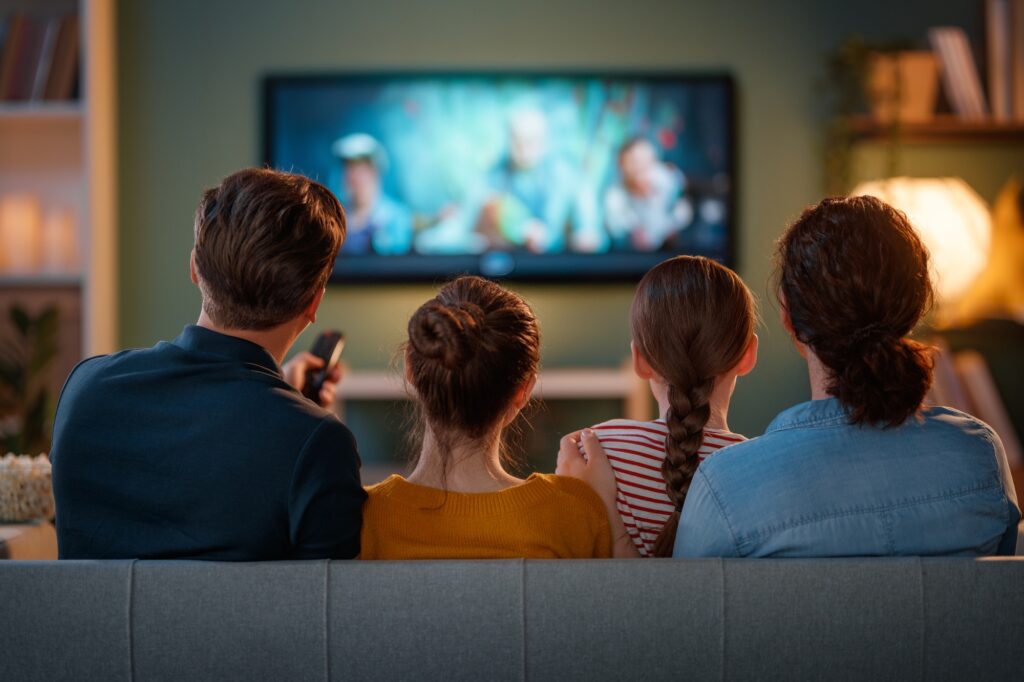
top-left (263, 73), bottom-right (735, 282)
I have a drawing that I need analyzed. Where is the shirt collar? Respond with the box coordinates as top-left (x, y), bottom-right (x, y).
top-left (171, 325), bottom-right (281, 375)
top-left (764, 397), bottom-right (852, 433)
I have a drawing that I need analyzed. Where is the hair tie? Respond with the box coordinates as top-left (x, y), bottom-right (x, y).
top-left (848, 322), bottom-right (896, 347)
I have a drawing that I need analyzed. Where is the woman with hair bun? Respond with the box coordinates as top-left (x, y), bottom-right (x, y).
top-left (567, 195), bottom-right (1019, 557)
top-left (360, 275), bottom-right (611, 559)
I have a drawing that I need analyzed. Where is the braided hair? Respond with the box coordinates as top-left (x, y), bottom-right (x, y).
top-left (630, 256), bottom-right (756, 557)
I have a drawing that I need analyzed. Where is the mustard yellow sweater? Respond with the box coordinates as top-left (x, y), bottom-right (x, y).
top-left (360, 473), bottom-right (612, 560)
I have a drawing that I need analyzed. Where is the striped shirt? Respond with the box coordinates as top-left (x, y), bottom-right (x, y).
top-left (589, 419), bottom-right (746, 557)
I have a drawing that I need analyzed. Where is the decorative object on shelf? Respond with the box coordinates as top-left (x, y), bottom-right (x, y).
top-left (40, 206), bottom-right (78, 274)
top-left (0, 453), bottom-right (54, 522)
top-left (866, 51), bottom-right (939, 124)
top-left (943, 177), bottom-right (1024, 327)
top-left (0, 304), bottom-right (59, 454)
top-left (0, 194), bottom-right (42, 273)
top-left (850, 177), bottom-right (992, 310)
top-left (821, 36), bottom-right (914, 194)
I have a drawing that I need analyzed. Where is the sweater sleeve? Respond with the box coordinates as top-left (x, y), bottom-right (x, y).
top-left (288, 417), bottom-right (367, 560)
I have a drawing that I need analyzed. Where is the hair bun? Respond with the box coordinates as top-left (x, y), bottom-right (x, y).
top-left (408, 300), bottom-right (485, 369)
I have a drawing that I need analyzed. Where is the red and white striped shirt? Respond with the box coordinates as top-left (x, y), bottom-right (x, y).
top-left (589, 419), bottom-right (746, 557)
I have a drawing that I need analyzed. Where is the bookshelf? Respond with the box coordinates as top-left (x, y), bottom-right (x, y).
top-left (0, 0), bottom-right (117, 358)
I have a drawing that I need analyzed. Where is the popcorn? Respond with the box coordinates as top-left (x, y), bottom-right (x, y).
top-left (0, 454), bottom-right (55, 522)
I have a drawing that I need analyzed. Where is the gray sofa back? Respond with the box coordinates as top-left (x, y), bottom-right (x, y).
top-left (2, 558), bottom-right (1023, 681)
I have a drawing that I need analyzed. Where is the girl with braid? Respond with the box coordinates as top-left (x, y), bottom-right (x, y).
top-left (562, 256), bottom-right (758, 557)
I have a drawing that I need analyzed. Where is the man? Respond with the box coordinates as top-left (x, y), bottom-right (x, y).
top-left (331, 132), bottom-right (413, 255)
top-left (51, 168), bottom-right (365, 560)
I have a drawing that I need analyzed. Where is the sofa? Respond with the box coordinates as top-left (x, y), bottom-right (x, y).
top-left (2, 558), bottom-right (1023, 681)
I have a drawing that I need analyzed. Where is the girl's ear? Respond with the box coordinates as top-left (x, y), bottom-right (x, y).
top-left (631, 341), bottom-right (655, 380)
top-left (735, 333), bottom-right (759, 377)
top-left (514, 374), bottom-right (537, 410)
top-left (404, 347), bottom-right (414, 385)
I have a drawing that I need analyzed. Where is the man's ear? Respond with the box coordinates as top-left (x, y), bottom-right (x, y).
top-left (189, 249), bottom-right (199, 285)
top-left (304, 287), bottom-right (326, 325)
top-left (631, 341), bottom-right (655, 381)
top-left (734, 333), bottom-right (759, 377)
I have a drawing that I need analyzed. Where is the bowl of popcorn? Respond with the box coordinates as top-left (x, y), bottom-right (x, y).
top-left (0, 454), bottom-right (55, 523)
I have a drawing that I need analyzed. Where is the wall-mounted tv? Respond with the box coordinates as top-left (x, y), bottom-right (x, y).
top-left (263, 73), bottom-right (735, 282)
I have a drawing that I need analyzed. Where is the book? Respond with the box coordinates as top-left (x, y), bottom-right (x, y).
top-left (0, 12), bottom-right (27, 100)
top-left (1014, 0), bottom-right (1024, 120)
top-left (7, 16), bottom-right (47, 101)
top-left (30, 18), bottom-right (60, 102)
top-left (44, 14), bottom-right (78, 101)
top-left (929, 27), bottom-right (989, 120)
top-left (988, 0), bottom-right (1012, 121)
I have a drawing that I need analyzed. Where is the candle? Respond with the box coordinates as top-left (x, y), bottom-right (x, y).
top-left (41, 207), bottom-right (78, 274)
top-left (0, 195), bottom-right (43, 274)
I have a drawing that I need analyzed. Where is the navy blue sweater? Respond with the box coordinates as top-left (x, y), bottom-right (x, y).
top-left (50, 325), bottom-right (365, 560)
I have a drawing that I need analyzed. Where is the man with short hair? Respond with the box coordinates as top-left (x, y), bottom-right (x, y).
top-left (51, 168), bottom-right (365, 560)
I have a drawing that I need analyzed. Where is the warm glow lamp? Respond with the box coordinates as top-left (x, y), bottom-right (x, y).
top-left (850, 177), bottom-right (992, 307)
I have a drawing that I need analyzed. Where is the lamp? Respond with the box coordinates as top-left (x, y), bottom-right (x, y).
top-left (850, 177), bottom-right (992, 308)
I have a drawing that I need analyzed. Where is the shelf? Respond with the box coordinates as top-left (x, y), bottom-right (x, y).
top-left (848, 115), bottom-right (1024, 142)
top-left (0, 274), bottom-right (82, 289)
top-left (0, 102), bottom-right (83, 122)
top-left (337, 365), bottom-right (653, 421)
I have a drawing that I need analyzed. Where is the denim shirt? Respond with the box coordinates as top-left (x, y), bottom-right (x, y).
top-left (674, 398), bottom-right (1020, 558)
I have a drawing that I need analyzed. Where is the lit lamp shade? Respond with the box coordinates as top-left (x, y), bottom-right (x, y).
top-left (850, 177), bottom-right (991, 306)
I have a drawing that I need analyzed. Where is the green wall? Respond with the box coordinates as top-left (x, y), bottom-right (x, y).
top-left (118, 0), bottom-right (1014, 465)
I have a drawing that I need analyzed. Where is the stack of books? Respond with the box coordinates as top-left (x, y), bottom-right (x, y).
top-left (930, 1), bottom-right (1024, 123)
top-left (0, 11), bottom-right (80, 103)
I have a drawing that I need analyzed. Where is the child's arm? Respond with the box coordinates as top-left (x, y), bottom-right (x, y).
top-left (557, 429), bottom-right (641, 559)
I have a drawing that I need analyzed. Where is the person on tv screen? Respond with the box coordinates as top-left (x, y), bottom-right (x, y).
top-left (415, 108), bottom-right (601, 255)
top-left (332, 133), bottom-right (413, 256)
top-left (604, 137), bottom-right (693, 252)
top-left (476, 108), bottom-right (576, 253)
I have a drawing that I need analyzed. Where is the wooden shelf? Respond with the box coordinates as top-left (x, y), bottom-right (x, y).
top-left (849, 115), bottom-right (1024, 142)
top-left (0, 274), bottom-right (82, 289)
top-left (0, 102), bottom-right (83, 121)
top-left (337, 365), bottom-right (653, 421)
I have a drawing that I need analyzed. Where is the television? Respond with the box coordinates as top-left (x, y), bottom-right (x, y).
top-left (263, 73), bottom-right (736, 282)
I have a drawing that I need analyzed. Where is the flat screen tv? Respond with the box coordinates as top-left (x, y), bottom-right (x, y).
top-left (263, 73), bottom-right (735, 282)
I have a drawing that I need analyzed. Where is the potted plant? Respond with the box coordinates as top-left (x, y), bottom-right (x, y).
top-left (0, 304), bottom-right (59, 455)
top-left (821, 36), bottom-right (936, 194)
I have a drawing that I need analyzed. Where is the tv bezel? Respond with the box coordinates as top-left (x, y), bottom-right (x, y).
top-left (261, 71), bottom-right (738, 284)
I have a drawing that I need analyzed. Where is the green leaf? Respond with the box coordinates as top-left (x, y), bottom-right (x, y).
top-left (9, 306), bottom-right (30, 337)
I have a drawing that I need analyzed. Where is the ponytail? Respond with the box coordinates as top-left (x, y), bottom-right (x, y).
top-left (776, 196), bottom-right (934, 426)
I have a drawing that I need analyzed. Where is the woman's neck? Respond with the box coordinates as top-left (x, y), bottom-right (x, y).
top-left (651, 375), bottom-right (735, 432)
top-left (407, 425), bottom-right (523, 493)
